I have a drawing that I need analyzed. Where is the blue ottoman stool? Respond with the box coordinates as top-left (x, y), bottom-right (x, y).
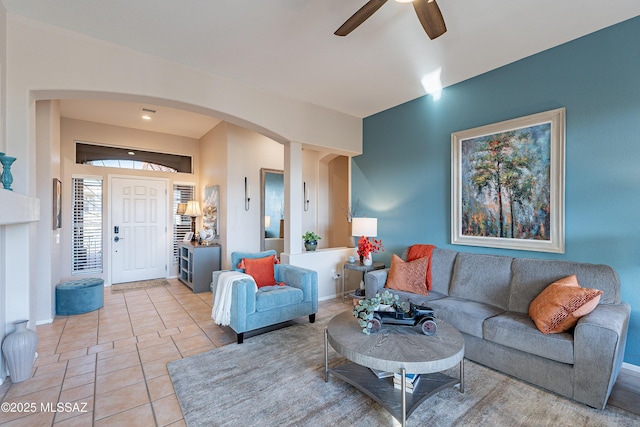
top-left (56, 278), bottom-right (104, 316)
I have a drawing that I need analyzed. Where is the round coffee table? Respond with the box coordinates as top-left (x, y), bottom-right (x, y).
top-left (324, 311), bottom-right (464, 426)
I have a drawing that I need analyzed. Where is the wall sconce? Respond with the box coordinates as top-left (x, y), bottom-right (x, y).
top-left (303, 182), bottom-right (310, 211)
top-left (244, 177), bottom-right (251, 211)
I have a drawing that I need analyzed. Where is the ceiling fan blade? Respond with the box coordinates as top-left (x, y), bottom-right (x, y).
top-left (335, 0), bottom-right (388, 36)
top-left (413, 0), bottom-right (447, 40)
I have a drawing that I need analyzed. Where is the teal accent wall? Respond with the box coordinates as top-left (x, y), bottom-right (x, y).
top-left (354, 16), bottom-right (640, 365)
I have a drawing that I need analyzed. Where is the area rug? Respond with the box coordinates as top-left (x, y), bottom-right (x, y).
top-left (110, 279), bottom-right (170, 293)
top-left (168, 317), bottom-right (640, 427)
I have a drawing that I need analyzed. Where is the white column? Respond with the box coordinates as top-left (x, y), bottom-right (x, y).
top-left (284, 141), bottom-right (303, 255)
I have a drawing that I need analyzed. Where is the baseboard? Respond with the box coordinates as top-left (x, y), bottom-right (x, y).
top-left (622, 362), bottom-right (640, 374)
top-left (36, 318), bottom-right (53, 326)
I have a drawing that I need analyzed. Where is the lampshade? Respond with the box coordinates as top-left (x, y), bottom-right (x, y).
top-left (184, 200), bottom-right (202, 217)
top-left (265, 215), bottom-right (271, 228)
top-left (351, 217), bottom-right (377, 237)
top-left (176, 203), bottom-right (187, 215)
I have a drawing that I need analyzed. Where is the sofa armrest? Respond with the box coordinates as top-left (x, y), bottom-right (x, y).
top-left (573, 302), bottom-right (631, 409)
top-left (364, 269), bottom-right (389, 298)
top-left (275, 264), bottom-right (318, 305)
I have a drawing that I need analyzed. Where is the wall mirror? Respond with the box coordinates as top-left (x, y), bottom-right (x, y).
top-left (260, 168), bottom-right (284, 254)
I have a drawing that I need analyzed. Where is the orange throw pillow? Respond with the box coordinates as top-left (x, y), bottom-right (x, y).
top-left (528, 275), bottom-right (602, 334)
top-left (407, 244), bottom-right (435, 291)
top-left (238, 256), bottom-right (278, 288)
top-left (385, 254), bottom-right (429, 296)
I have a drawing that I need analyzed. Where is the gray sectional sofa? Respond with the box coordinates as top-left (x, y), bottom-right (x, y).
top-left (364, 247), bottom-right (631, 409)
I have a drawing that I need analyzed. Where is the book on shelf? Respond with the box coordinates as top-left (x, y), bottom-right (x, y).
top-left (393, 374), bottom-right (420, 393)
top-left (370, 368), bottom-right (394, 379)
top-left (393, 372), bottom-right (419, 383)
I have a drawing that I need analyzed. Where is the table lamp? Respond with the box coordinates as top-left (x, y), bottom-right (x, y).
top-left (184, 200), bottom-right (202, 239)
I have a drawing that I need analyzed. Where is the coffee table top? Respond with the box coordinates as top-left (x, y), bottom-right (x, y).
top-left (327, 311), bottom-right (464, 374)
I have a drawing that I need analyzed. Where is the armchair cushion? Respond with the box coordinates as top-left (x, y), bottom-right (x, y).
top-left (256, 286), bottom-right (304, 311)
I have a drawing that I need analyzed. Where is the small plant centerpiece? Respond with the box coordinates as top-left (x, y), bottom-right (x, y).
top-left (353, 290), bottom-right (409, 335)
top-left (302, 231), bottom-right (321, 252)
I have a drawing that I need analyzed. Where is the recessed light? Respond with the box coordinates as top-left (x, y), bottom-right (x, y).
top-left (128, 151), bottom-right (135, 156)
top-left (141, 107), bottom-right (156, 121)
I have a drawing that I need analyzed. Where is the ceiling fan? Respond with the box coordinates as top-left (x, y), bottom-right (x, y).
top-left (335, 0), bottom-right (447, 40)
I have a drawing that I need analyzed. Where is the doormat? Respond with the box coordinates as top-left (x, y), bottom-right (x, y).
top-left (111, 279), bottom-right (171, 293)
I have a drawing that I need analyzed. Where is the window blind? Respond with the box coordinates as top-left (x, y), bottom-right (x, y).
top-left (72, 177), bottom-right (103, 274)
top-left (173, 184), bottom-right (195, 265)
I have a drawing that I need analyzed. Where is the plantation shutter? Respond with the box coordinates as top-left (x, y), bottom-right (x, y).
top-left (72, 177), bottom-right (103, 274)
top-left (173, 184), bottom-right (195, 264)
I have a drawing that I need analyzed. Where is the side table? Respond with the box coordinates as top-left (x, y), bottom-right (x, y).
top-left (342, 261), bottom-right (385, 298)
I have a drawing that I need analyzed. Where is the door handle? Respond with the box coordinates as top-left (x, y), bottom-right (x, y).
top-left (114, 236), bottom-right (124, 242)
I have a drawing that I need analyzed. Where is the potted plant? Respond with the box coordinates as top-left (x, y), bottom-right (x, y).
top-left (302, 231), bottom-right (321, 251)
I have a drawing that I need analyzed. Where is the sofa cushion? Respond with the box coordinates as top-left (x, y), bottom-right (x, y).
top-left (428, 296), bottom-right (505, 338)
top-left (406, 244), bottom-right (435, 290)
top-left (255, 286), bottom-right (303, 312)
top-left (385, 254), bottom-right (429, 296)
top-left (430, 248), bottom-right (457, 296)
top-left (449, 253), bottom-right (513, 310)
top-left (528, 275), bottom-right (602, 334)
top-left (484, 312), bottom-right (574, 364)
top-left (397, 246), bottom-right (456, 296)
top-left (509, 258), bottom-right (620, 313)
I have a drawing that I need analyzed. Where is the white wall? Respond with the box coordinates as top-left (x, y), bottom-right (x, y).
top-left (225, 124), bottom-right (284, 268)
top-left (283, 248), bottom-right (361, 300)
top-left (59, 118), bottom-right (201, 285)
top-left (1, 14), bottom-right (361, 341)
top-left (34, 100), bottom-right (61, 324)
top-left (199, 122), bottom-right (229, 262)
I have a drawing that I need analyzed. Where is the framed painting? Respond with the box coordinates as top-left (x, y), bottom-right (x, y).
top-left (451, 108), bottom-right (565, 253)
top-left (53, 178), bottom-right (62, 230)
top-left (202, 185), bottom-right (220, 243)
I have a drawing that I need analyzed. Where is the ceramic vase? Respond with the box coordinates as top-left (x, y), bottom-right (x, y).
top-left (304, 240), bottom-right (318, 251)
top-left (363, 253), bottom-right (373, 266)
top-left (1, 320), bottom-right (38, 383)
top-left (1, 155), bottom-right (17, 191)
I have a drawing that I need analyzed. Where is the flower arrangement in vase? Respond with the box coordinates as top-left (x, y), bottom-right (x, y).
top-left (356, 236), bottom-right (384, 265)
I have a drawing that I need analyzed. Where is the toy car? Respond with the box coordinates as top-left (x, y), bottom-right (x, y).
top-left (369, 303), bottom-right (437, 336)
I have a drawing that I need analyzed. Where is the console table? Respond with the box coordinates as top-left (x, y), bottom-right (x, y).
top-left (178, 242), bottom-right (221, 293)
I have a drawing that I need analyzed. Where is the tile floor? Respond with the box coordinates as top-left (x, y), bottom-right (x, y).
top-left (2, 281), bottom-right (637, 425)
top-left (0, 279), bottom-right (350, 426)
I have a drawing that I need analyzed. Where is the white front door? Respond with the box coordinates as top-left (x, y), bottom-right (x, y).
top-left (111, 177), bottom-right (167, 284)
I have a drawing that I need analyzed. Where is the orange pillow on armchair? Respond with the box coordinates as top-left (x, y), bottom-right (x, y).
top-left (237, 255), bottom-right (281, 288)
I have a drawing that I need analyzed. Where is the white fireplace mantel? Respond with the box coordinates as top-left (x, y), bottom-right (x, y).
top-left (0, 190), bottom-right (40, 225)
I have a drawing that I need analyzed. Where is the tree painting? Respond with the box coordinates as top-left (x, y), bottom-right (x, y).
top-left (461, 123), bottom-right (551, 240)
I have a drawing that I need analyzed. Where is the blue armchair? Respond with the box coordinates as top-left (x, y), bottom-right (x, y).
top-left (211, 250), bottom-right (318, 343)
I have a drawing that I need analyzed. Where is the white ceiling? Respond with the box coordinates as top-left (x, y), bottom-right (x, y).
top-left (3, 0), bottom-right (640, 136)
top-left (58, 99), bottom-right (222, 140)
